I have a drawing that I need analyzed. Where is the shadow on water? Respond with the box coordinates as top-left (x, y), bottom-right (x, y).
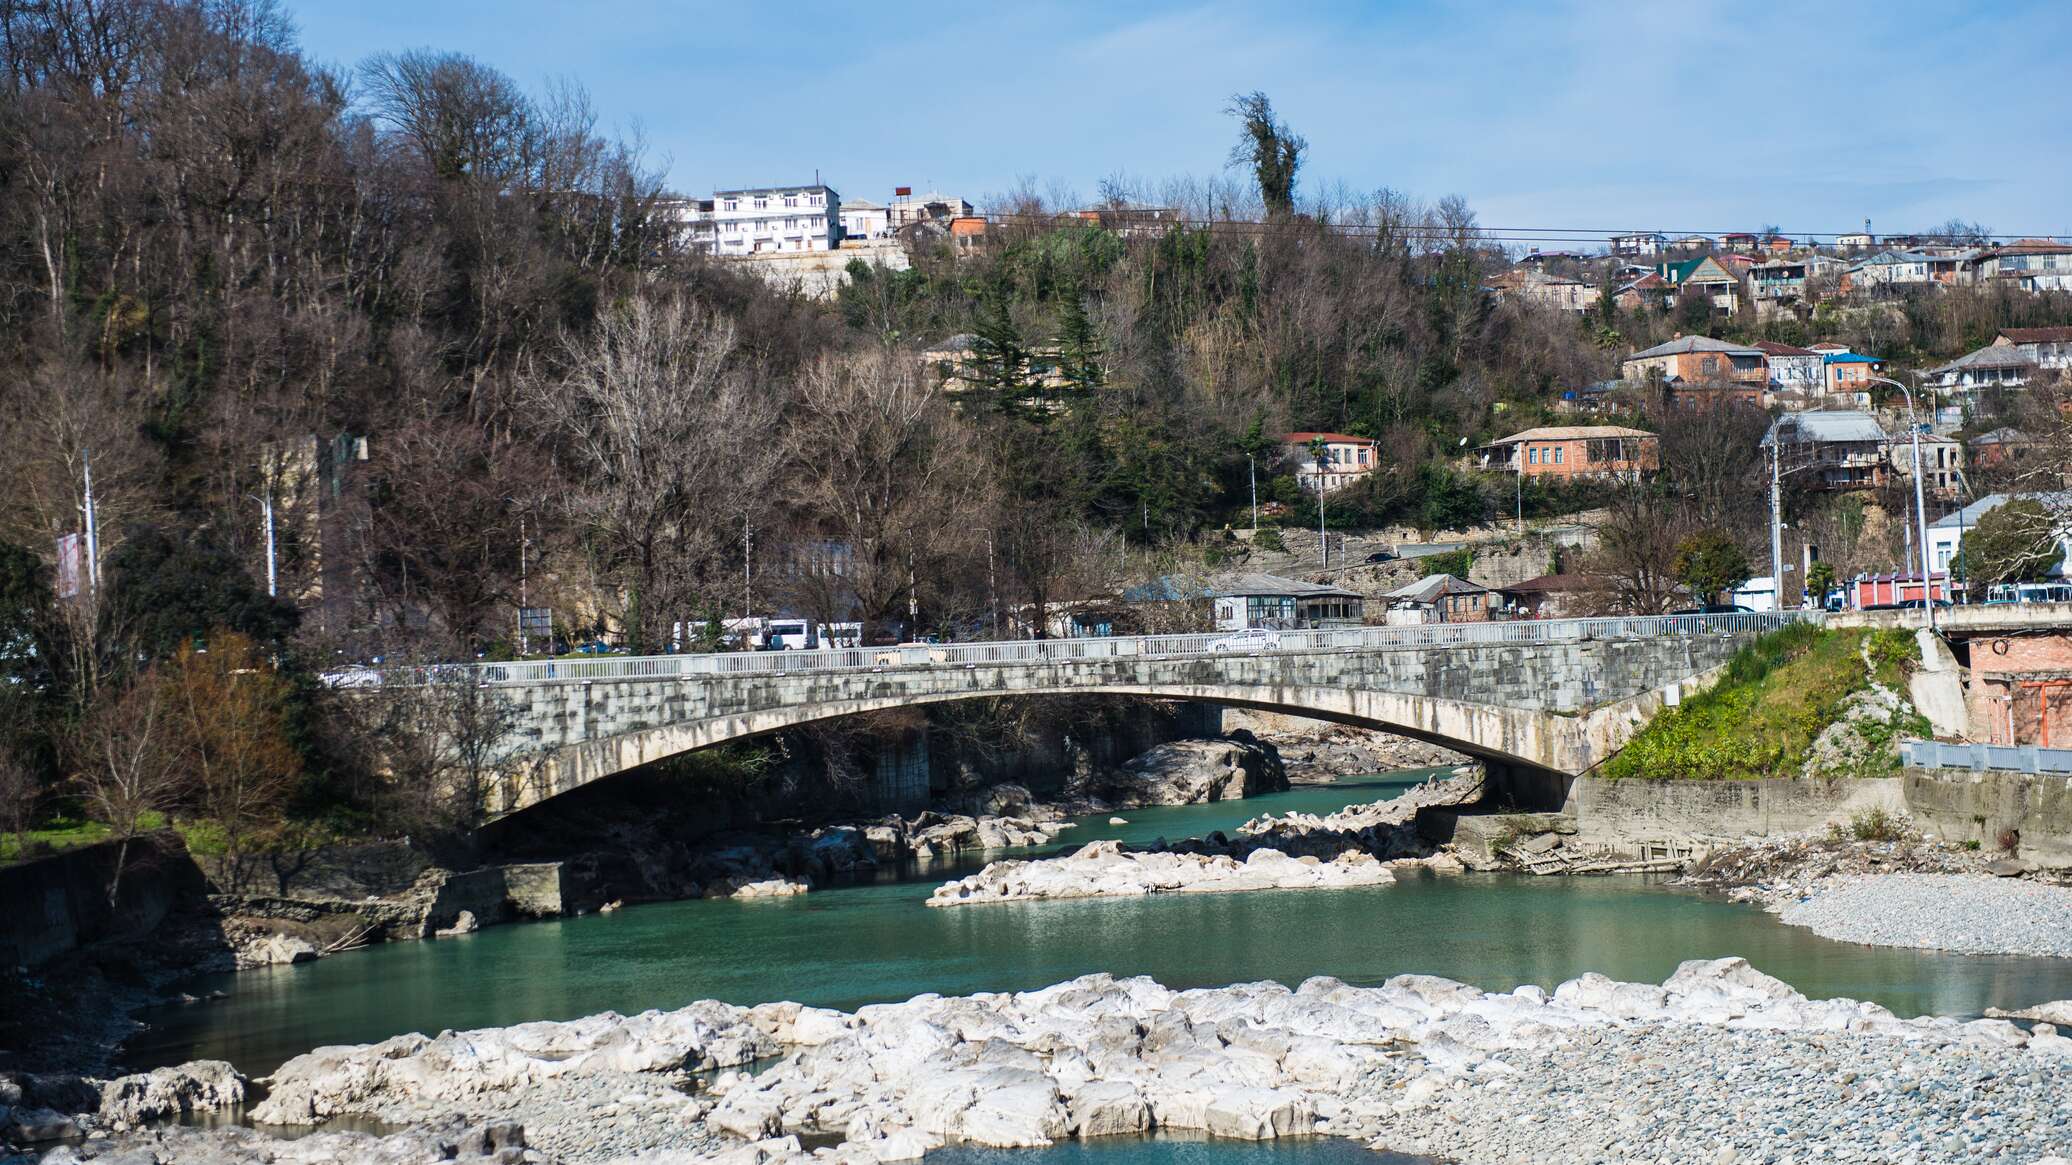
top-left (928, 1133), bottom-right (1444, 1165)
top-left (124, 772), bottom-right (2072, 1078)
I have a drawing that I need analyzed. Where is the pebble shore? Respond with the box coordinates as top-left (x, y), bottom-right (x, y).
top-left (1778, 872), bottom-right (2072, 957)
top-left (36, 958), bottom-right (2072, 1165)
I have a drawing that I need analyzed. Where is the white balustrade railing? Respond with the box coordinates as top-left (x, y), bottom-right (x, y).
top-left (343, 610), bottom-right (1820, 689)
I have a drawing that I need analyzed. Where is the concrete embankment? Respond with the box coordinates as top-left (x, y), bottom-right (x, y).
top-left (1568, 769), bottom-right (2072, 869)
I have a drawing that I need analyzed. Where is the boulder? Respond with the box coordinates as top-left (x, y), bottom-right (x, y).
top-left (98, 1061), bottom-right (247, 1128)
top-left (243, 932), bottom-right (320, 966)
top-left (1093, 738), bottom-right (1289, 807)
top-left (1067, 1080), bottom-right (1150, 1137)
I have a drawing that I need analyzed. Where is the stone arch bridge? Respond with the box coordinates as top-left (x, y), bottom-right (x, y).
top-left (393, 614), bottom-right (1806, 817)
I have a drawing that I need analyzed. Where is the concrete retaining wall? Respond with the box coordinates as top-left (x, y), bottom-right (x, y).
top-left (1903, 768), bottom-right (2072, 869)
top-left (1575, 769), bottom-right (2072, 869)
top-left (1572, 777), bottom-right (1905, 850)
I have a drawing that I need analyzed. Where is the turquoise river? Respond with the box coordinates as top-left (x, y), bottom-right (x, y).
top-left (130, 772), bottom-right (2072, 1081)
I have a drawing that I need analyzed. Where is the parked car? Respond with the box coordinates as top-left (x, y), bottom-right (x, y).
top-left (1362, 550), bottom-right (1397, 564)
top-left (1209, 628), bottom-right (1283, 653)
top-left (1668, 604), bottom-right (1753, 616)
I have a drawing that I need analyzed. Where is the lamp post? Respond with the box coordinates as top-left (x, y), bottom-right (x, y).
top-left (1869, 375), bottom-right (1935, 630)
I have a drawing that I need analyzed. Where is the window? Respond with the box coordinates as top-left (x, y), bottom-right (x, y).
top-left (1553, 446), bottom-right (1564, 464)
top-left (753, 197), bottom-right (768, 209)
top-left (1528, 447), bottom-right (1539, 465)
top-left (784, 196), bottom-right (798, 207)
top-left (809, 194), bottom-right (823, 206)
top-left (722, 199), bottom-right (737, 211)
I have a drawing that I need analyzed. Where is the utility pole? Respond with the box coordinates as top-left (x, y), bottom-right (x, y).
top-left (1769, 438), bottom-right (1784, 610)
top-left (82, 450), bottom-right (101, 591)
top-left (517, 511), bottom-right (529, 656)
top-left (1248, 454), bottom-right (1258, 533)
top-left (743, 515), bottom-right (753, 623)
top-left (1871, 375), bottom-right (1937, 630)
top-left (260, 488), bottom-right (277, 598)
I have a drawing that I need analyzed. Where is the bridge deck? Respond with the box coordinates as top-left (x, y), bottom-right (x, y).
top-left (374, 611), bottom-right (1817, 689)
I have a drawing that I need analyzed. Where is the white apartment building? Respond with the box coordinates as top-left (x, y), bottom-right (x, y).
top-left (711, 184), bottom-right (840, 254)
top-left (840, 199), bottom-right (890, 240)
top-left (655, 197), bottom-right (717, 253)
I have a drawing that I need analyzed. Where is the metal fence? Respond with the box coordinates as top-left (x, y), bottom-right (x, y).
top-left (343, 609), bottom-right (1820, 689)
top-left (1901, 739), bottom-right (2072, 775)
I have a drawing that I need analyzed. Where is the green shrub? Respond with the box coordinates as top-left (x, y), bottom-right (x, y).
top-left (1420, 548), bottom-right (1473, 578)
top-left (1253, 527), bottom-right (1286, 552)
top-left (1849, 807), bottom-right (1907, 842)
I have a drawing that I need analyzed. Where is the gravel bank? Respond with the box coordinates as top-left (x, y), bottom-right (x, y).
top-left (37, 958), bottom-right (2072, 1165)
top-left (1778, 872), bottom-right (2072, 957)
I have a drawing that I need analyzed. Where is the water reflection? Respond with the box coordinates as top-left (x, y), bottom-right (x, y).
top-left (127, 775), bottom-right (2072, 1076)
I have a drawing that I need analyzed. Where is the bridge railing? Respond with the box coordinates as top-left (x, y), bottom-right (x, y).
top-left (353, 609), bottom-right (1818, 688)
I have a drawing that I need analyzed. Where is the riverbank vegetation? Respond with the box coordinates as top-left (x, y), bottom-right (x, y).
top-left (1603, 626), bottom-right (1928, 782)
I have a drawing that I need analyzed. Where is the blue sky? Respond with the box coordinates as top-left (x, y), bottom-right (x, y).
top-left (282, 0), bottom-right (2072, 242)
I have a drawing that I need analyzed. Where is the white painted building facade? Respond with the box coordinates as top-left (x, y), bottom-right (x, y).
top-left (712, 184), bottom-right (840, 254)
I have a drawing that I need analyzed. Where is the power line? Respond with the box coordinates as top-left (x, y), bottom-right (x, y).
top-left (973, 210), bottom-right (2065, 246)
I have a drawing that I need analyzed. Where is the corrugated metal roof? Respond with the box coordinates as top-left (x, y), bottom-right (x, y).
top-left (1491, 425), bottom-right (1655, 443)
top-left (1626, 336), bottom-right (1765, 360)
top-left (1764, 411), bottom-right (1888, 446)
top-left (1385, 573), bottom-right (1489, 603)
top-left (1929, 345), bottom-right (2037, 374)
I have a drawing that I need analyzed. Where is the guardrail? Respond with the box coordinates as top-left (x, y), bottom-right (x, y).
top-left (1902, 739), bottom-right (2072, 775)
top-left (337, 610), bottom-right (1819, 689)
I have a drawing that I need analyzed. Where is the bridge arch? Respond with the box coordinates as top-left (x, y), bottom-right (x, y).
top-left (478, 636), bottom-right (1751, 816)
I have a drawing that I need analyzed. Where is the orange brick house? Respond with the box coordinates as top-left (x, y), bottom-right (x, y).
top-left (1281, 432), bottom-right (1379, 493)
top-left (1968, 632), bottom-right (2072, 746)
top-left (1480, 426), bottom-right (1659, 481)
top-left (1621, 336), bottom-right (1768, 405)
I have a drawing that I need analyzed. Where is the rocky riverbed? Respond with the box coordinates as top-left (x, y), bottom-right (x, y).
top-left (31, 958), bottom-right (2072, 1165)
top-left (925, 841), bottom-right (1401, 906)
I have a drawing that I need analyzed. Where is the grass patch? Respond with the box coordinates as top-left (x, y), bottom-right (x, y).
top-left (1604, 627), bottom-right (1914, 782)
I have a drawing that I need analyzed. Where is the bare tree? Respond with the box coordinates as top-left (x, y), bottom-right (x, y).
top-left (527, 295), bottom-right (781, 651)
top-left (1583, 491), bottom-right (1696, 615)
top-left (159, 633), bottom-right (299, 872)
top-left (73, 673), bottom-right (181, 904)
top-left (783, 350), bottom-right (984, 642)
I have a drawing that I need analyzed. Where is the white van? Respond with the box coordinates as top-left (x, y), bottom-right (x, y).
top-left (763, 620), bottom-right (817, 650)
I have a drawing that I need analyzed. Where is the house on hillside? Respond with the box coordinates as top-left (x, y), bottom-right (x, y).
top-left (1282, 432), bottom-right (1379, 493)
top-left (1611, 232), bottom-right (1665, 257)
top-left (1823, 351), bottom-right (1883, 396)
top-left (1977, 241), bottom-right (2072, 292)
top-left (1926, 345), bottom-right (2041, 396)
top-left (1478, 426), bottom-right (1658, 480)
top-left (1923, 493), bottom-right (2072, 579)
top-left (1968, 427), bottom-right (2040, 472)
top-left (921, 334), bottom-right (1078, 396)
top-left (1382, 574), bottom-right (1494, 625)
top-left (1613, 272), bottom-right (1674, 311)
top-left (840, 199), bottom-right (890, 240)
top-left (1657, 256), bottom-right (1740, 311)
top-left (1621, 336), bottom-right (1767, 405)
top-left (1842, 250), bottom-right (1935, 293)
top-left (1763, 411), bottom-right (1890, 491)
top-left (1753, 340), bottom-right (1825, 406)
top-left (1993, 326), bottom-right (2072, 372)
top-left (1487, 268), bottom-right (1601, 311)
top-left (1497, 574), bottom-right (1597, 619)
top-left (1886, 431), bottom-right (1965, 499)
top-left (1133, 573), bottom-right (1365, 631)
top-left (1718, 232), bottom-right (1759, 250)
top-left (1748, 255), bottom-right (1844, 304)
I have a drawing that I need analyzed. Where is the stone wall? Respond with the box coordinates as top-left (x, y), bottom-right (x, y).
top-left (0, 834), bottom-right (202, 967)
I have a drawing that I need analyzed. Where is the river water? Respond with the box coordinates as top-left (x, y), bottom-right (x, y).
top-left (128, 772), bottom-right (2072, 1078)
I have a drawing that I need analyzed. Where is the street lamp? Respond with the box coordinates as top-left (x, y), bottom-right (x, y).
top-left (1868, 375), bottom-right (1935, 630)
